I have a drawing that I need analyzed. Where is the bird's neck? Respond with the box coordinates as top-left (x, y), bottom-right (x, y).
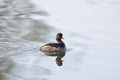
top-left (56, 39), bottom-right (64, 43)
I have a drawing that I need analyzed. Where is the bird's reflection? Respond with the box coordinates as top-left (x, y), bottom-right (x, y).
top-left (42, 51), bottom-right (66, 66)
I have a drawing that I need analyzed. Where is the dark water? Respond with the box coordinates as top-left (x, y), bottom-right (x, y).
top-left (0, 0), bottom-right (120, 80)
top-left (0, 0), bottom-right (54, 80)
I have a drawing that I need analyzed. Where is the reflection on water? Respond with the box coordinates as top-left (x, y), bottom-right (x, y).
top-left (0, 0), bottom-right (54, 80)
top-left (2, 0), bottom-right (120, 80)
top-left (0, 58), bottom-right (14, 80)
top-left (42, 51), bottom-right (66, 66)
top-left (30, 0), bottom-right (120, 80)
top-left (0, 0), bottom-right (50, 42)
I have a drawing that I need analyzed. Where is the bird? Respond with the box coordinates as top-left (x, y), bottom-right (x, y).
top-left (40, 33), bottom-right (66, 52)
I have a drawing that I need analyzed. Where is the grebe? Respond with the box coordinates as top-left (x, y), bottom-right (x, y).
top-left (40, 33), bottom-right (66, 52)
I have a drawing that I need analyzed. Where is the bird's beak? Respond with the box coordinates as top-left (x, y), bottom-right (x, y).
top-left (62, 37), bottom-right (64, 39)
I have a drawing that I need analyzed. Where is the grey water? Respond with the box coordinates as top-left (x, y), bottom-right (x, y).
top-left (0, 0), bottom-right (120, 80)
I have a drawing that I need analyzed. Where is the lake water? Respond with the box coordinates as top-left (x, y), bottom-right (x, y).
top-left (0, 0), bottom-right (120, 80)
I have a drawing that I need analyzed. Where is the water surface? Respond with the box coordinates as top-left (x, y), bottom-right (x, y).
top-left (0, 0), bottom-right (120, 80)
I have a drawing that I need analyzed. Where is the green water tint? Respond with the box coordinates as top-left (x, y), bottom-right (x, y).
top-left (0, 0), bottom-right (55, 80)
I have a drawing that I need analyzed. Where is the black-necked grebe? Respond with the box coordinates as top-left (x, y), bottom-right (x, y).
top-left (40, 33), bottom-right (66, 52)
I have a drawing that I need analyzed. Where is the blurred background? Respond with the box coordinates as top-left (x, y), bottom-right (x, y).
top-left (0, 0), bottom-right (120, 80)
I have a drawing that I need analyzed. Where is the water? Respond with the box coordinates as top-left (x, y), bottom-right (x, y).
top-left (0, 0), bottom-right (120, 80)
